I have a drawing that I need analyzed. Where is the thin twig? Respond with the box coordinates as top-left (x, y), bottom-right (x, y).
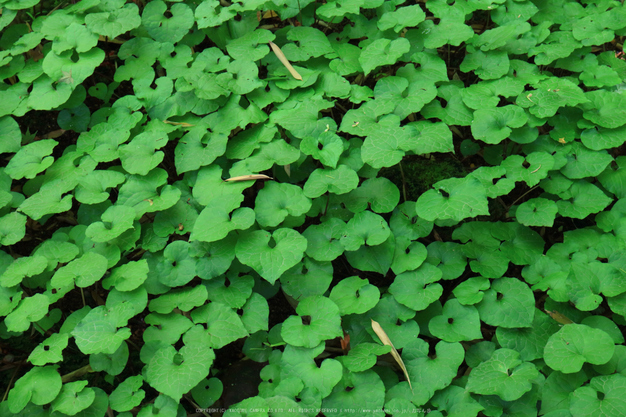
top-left (398, 162), bottom-right (407, 202)
top-left (2, 360), bottom-right (25, 402)
top-left (509, 185), bottom-right (539, 208)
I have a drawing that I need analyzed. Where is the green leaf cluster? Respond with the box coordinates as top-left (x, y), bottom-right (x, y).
top-left (2, 0), bottom-right (626, 416)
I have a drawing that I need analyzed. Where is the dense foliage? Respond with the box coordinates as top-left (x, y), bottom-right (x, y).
top-left (2, 0), bottom-right (626, 416)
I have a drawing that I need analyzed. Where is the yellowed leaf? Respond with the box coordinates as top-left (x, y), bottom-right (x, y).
top-left (269, 41), bottom-right (303, 81)
top-left (163, 120), bottom-right (195, 127)
top-left (224, 174), bottom-right (273, 182)
top-left (371, 319), bottom-right (413, 393)
top-left (545, 310), bottom-right (573, 325)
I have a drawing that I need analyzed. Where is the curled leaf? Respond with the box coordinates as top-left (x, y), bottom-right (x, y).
top-left (371, 319), bottom-right (413, 393)
top-left (269, 41), bottom-right (302, 80)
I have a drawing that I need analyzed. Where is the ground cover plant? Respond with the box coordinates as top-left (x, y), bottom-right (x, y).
top-left (1, 0), bottom-right (626, 415)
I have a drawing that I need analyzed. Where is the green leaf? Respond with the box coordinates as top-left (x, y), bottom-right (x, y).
top-left (556, 180), bottom-right (612, 219)
top-left (75, 169), bottom-right (126, 204)
top-left (193, 235), bottom-right (237, 280)
top-left (76, 123), bottom-right (131, 163)
top-left (342, 343), bottom-right (391, 372)
top-left (322, 369), bottom-right (386, 417)
top-left (5, 139), bottom-right (57, 180)
top-left (240, 292), bottom-right (269, 334)
top-left (544, 324), bottom-right (615, 373)
top-left (195, 0), bottom-right (235, 28)
top-left (255, 182), bottom-right (312, 228)
top-left (599, 156), bottom-right (626, 199)
top-left (281, 296), bottom-right (342, 348)
top-left (0, 255), bottom-right (47, 288)
top-left (281, 258), bottom-right (333, 302)
top-left (425, 241), bottom-right (467, 280)
top-left (303, 218), bottom-right (346, 262)
top-left (190, 301), bottom-right (248, 348)
top-left (28, 332), bottom-right (69, 366)
top-left (142, 0), bottom-right (194, 43)
top-left (406, 121), bottom-right (454, 154)
top-left (343, 177), bottom-right (400, 214)
top-left (452, 277), bottom-right (490, 306)
top-left (143, 312), bottom-right (193, 345)
top-left (175, 127), bottom-right (228, 174)
top-left (391, 237), bottom-right (428, 275)
top-left (109, 376), bottom-right (145, 412)
top-left (420, 82), bottom-right (474, 126)
top-left (378, 5), bottom-right (425, 33)
top-left (303, 165), bottom-right (360, 199)
top-left (145, 325), bottom-right (215, 401)
top-left (466, 348), bottom-right (539, 401)
top-left (0, 116), bottom-right (21, 153)
top-left (282, 27), bottom-right (334, 61)
top-left (42, 47), bottom-right (105, 86)
top-left (204, 274), bottom-right (254, 309)
top-left (570, 374), bottom-right (626, 417)
top-left (51, 381), bottom-right (95, 415)
top-left (460, 48), bottom-right (510, 80)
top-left (497, 309), bottom-right (562, 362)
top-left (329, 276), bottom-right (380, 315)
top-left (402, 339), bottom-right (465, 405)
top-left (517, 77), bottom-right (588, 118)
top-left (155, 241), bottom-right (197, 288)
top-left (280, 343), bottom-right (342, 398)
top-left (476, 277), bottom-right (535, 328)
top-left (582, 125), bottom-right (626, 151)
top-left (149, 285), bottom-right (208, 314)
top-left (300, 130), bottom-right (345, 168)
top-left (7, 365), bottom-right (62, 414)
top-left (429, 298), bottom-right (483, 343)
top-left (270, 94), bottom-right (335, 138)
top-left (51, 252), bottom-right (109, 288)
top-left (5, 293), bottom-right (50, 332)
top-left (85, 4), bottom-right (141, 38)
top-left (0, 212), bottom-right (26, 246)
top-left (359, 38), bottom-right (410, 76)
top-left (191, 377), bottom-right (223, 408)
top-left (102, 259), bottom-right (149, 291)
top-left (226, 29), bottom-right (275, 61)
top-left (471, 105), bottom-right (528, 144)
top-left (119, 130), bottom-right (168, 176)
top-left (317, 0), bottom-right (364, 20)
top-left (560, 142), bottom-right (613, 179)
top-left (72, 306), bottom-right (132, 354)
top-left (502, 152), bottom-right (555, 187)
top-left (340, 210), bottom-right (390, 251)
top-left (390, 201), bottom-right (433, 240)
top-left (360, 114), bottom-right (413, 168)
top-left (345, 233), bottom-right (396, 275)
top-left (415, 176), bottom-right (489, 222)
top-left (389, 264), bottom-right (443, 312)
top-left (89, 341), bottom-right (129, 376)
top-left (541, 370), bottom-right (588, 415)
top-left (85, 205), bottom-right (135, 242)
top-left (191, 196), bottom-right (255, 243)
top-left (236, 228), bottom-right (307, 284)
top-left (516, 198), bottom-right (559, 227)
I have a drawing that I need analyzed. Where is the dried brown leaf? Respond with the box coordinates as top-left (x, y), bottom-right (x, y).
top-left (371, 319), bottom-right (413, 393)
top-left (545, 310), bottom-right (573, 325)
top-left (269, 41), bottom-right (303, 81)
top-left (224, 174), bottom-right (273, 182)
